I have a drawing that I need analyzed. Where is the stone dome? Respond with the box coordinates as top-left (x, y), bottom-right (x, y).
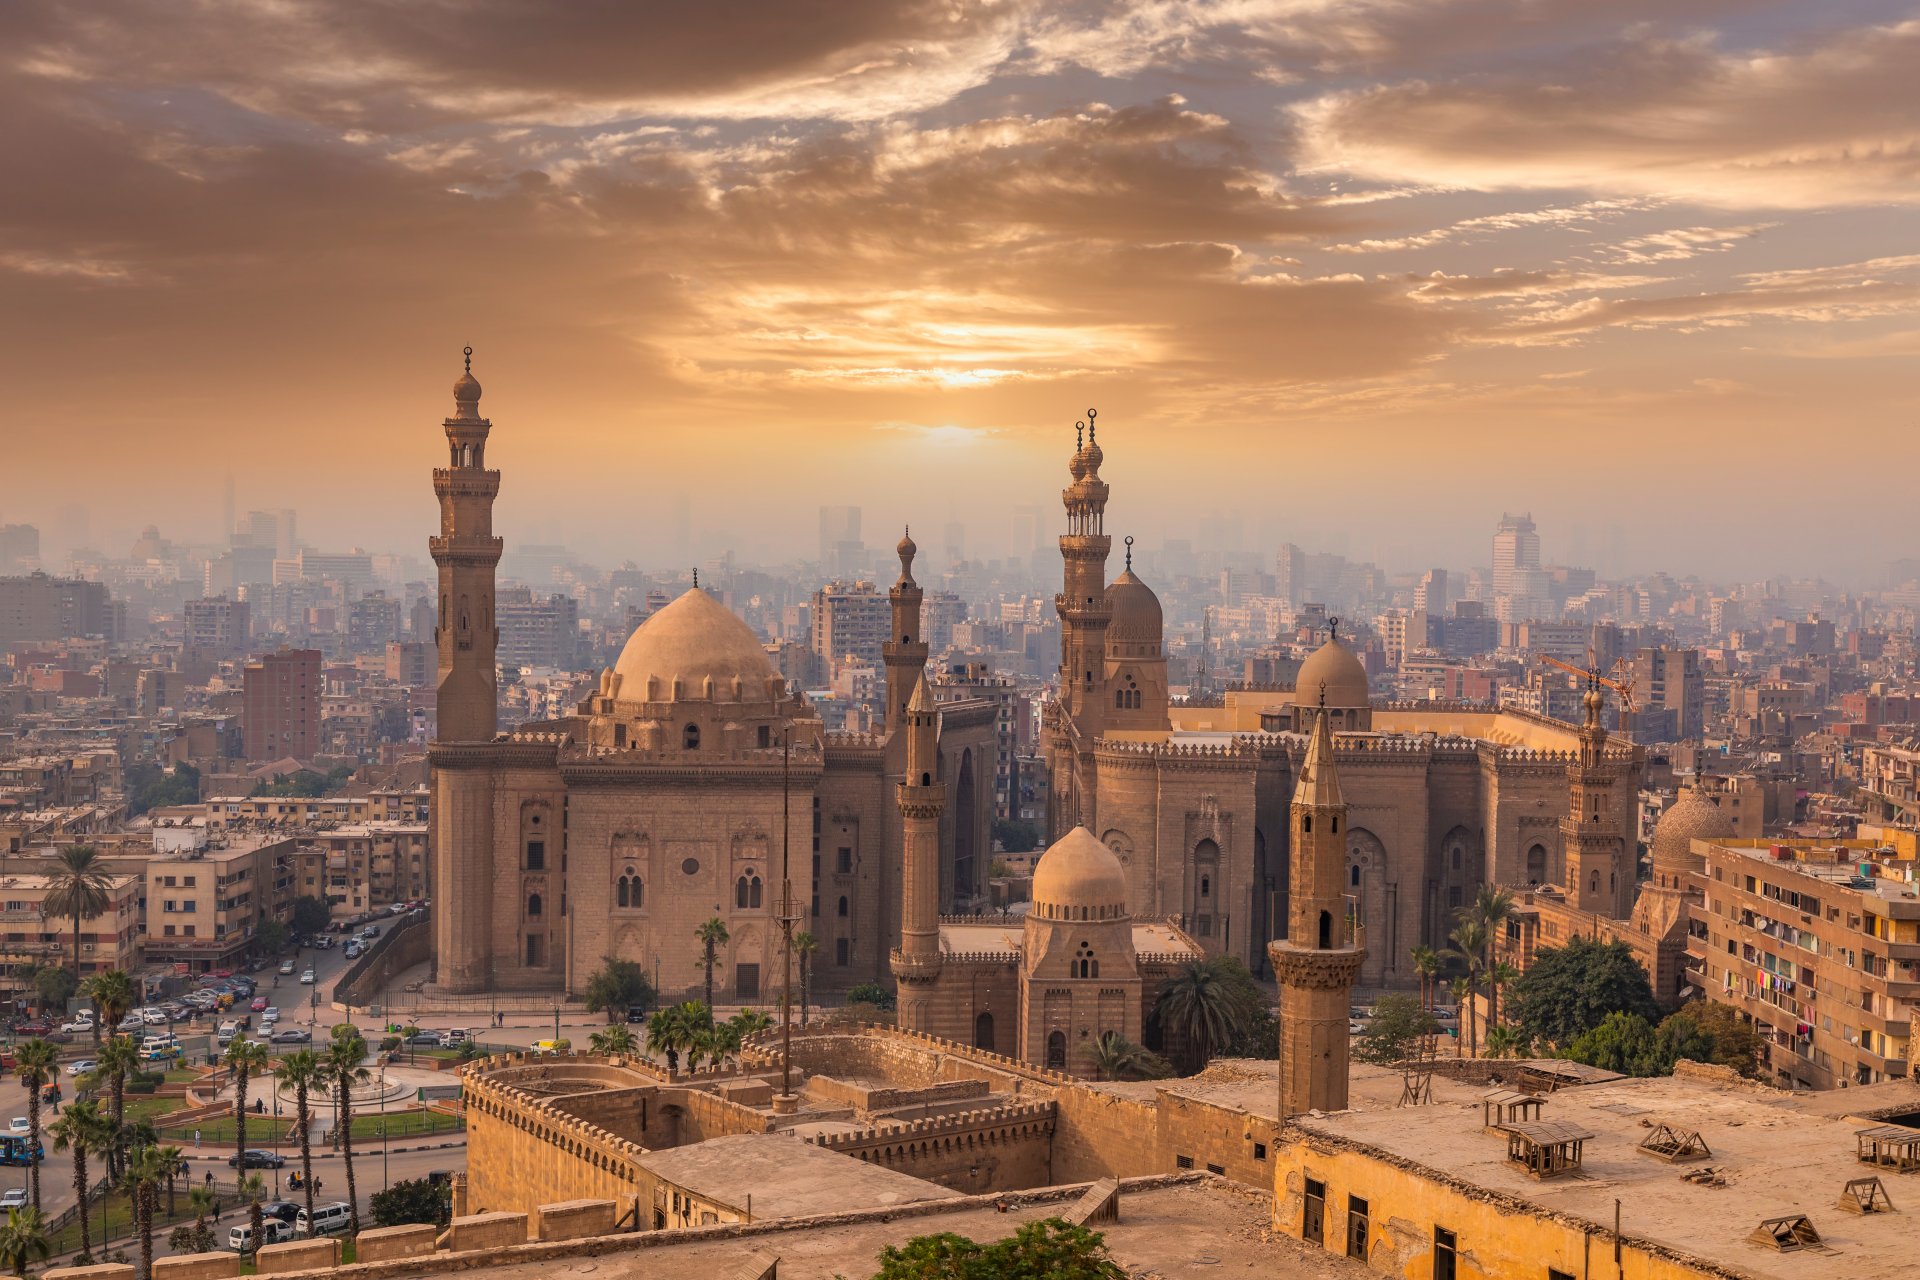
top-left (1031, 826), bottom-right (1128, 921)
top-left (1106, 569), bottom-right (1163, 649)
top-left (1650, 790), bottom-right (1734, 875)
top-left (1295, 635), bottom-right (1369, 709)
top-left (610, 588), bottom-right (777, 703)
top-left (453, 369), bottom-right (482, 405)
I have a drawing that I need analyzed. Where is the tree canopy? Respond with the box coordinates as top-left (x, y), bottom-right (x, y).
top-left (872, 1218), bottom-right (1123, 1279)
top-left (1507, 936), bottom-right (1659, 1049)
top-left (125, 762), bottom-right (200, 817)
top-left (289, 896), bottom-right (333, 938)
top-left (585, 957), bottom-right (654, 1022)
top-left (371, 1177), bottom-right (451, 1228)
top-left (1355, 993), bottom-right (1438, 1066)
top-left (1563, 1001), bottom-right (1763, 1078)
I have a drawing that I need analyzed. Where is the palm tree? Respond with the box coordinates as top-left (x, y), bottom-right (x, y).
top-left (1486, 959), bottom-right (1520, 1033)
top-left (1084, 1032), bottom-right (1171, 1082)
top-left (727, 1009), bottom-right (773, 1040)
top-left (588, 1024), bottom-right (636, 1055)
top-left (49, 1099), bottom-right (110, 1262)
top-left (1448, 976), bottom-right (1472, 1056)
top-left (1151, 957), bottom-right (1261, 1074)
top-left (275, 1050), bottom-right (325, 1231)
top-left (95, 1035), bottom-right (142, 1181)
top-left (222, 1038), bottom-right (271, 1188)
top-left (1409, 945), bottom-right (1440, 1014)
top-left (170, 1185), bottom-right (217, 1256)
top-left (13, 1040), bottom-right (56, 1211)
top-left (154, 1143), bottom-right (183, 1220)
top-left (43, 845), bottom-right (114, 979)
top-left (0, 1207), bottom-right (49, 1278)
top-left (324, 1028), bottom-right (370, 1236)
top-left (81, 969), bottom-right (135, 1047)
top-left (237, 1173), bottom-right (268, 1261)
top-left (129, 1144), bottom-right (173, 1280)
top-left (1469, 885), bottom-right (1516, 1027)
top-left (1449, 917), bottom-right (1489, 1057)
top-left (647, 1002), bottom-right (705, 1073)
top-left (792, 932), bottom-right (818, 1027)
top-left (694, 918), bottom-right (729, 1010)
top-left (1483, 1025), bottom-right (1526, 1059)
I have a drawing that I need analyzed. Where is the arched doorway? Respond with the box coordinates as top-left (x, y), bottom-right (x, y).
top-left (1046, 1030), bottom-right (1067, 1071)
top-left (1525, 843), bottom-right (1548, 886)
top-left (954, 749), bottom-right (978, 903)
top-left (975, 1011), bottom-right (995, 1052)
top-left (1346, 827), bottom-right (1390, 983)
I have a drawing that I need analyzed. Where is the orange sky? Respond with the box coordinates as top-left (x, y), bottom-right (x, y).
top-left (3, 2), bottom-right (1918, 578)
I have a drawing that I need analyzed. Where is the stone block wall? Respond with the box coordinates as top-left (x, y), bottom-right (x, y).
top-left (448, 1211), bottom-right (528, 1251)
top-left (353, 1224), bottom-right (439, 1262)
top-left (254, 1239), bottom-right (338, 1274)
top-left (808, 1101), bottom-right (1056, 1194)
top-left (150, 1257), bottom-right (238, 1280)
top-left (534, 1198), bottom-right (618, 1241)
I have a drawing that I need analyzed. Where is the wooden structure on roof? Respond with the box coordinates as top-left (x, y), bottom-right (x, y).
top-left (1637, 1123), bottom-right (1711, 1163)
top-left (1062, 1178), bottom-right (1120, 1227)
top-left (1748, 1214), bottom-right (1820, 1252)
top-left (1482, 1089), bottom-right (1545, 1132)
top-left (1855, 1125), bottom-right (1920, 1173)
top-left (1504, 1120), bottom-right (1593, 1179)
top-left (1839, 1176), bottom-right (1895, 1215)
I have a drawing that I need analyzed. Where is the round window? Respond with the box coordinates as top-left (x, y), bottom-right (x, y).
top-left (681, 857), bottom-right (701, 875)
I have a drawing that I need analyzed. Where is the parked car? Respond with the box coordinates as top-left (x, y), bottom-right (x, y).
top-left (216, 1021), bottom-right (239, 1044)
top-left (361, 925), bottom-right (381, 940)
top-left (228, 1149), bottom-right (285, 1169)
top-left (0, 1189), bottom-right (26, 1210)
top-left (7, 1118), bottom-right (29, 1136)
top-left (261, 1007), bottom-right (280, 1024)
top-left (229, 1219), bottom-right (293, 1253)
top-left (278, 960), bottom-right (297, 975)
top-left (405, 1031), bottom-right (441, 1047)
top-left (343, 944), bottom-right (363, 960)
top-left (299, 970), bottom-right (316, 985)
top-left (117, 1013), bottom-right (145, 1033)
top-left (296, 1203), bottom-right (352, 1238)
top-left (141, 1008), bottom-right (169, 1026)
top-left (66, 1059), bottom-right (97, 1077)
top-left (439, 1028), bottom-right (470, 1048)
top-left (271, 1028), bottom-right (311, 1044)
top-left (249, 996), bottom-right (269, 1012)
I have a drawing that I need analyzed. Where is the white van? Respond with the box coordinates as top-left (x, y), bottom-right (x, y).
top-left (296, 1202), bottom-right (353, 1237)
top-left (229, 1220), bottom-right (293, 1252)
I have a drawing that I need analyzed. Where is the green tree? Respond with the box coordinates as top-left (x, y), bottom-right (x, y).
top-left (95, 1034), bottom-right (143, 1180)
top-left (583, 957), bottom-right (653, 1023)
top-left (289, 896), bottom-right (332, 939)
top-left (169, 1185), bottom-right (218, 1256)
top-left (32, 966), bottom-right (75, 1017)
top-left (82, 968), bottom-right (135, 1046)
top-left (728, 1008), bottom-right (774, 1040)
top-left (0, 1207), bottom-right (49, 1279)
top-left (694, 918), bottom-right (730, 1010)
top-left (1660, 1000), bottom-right (1762, 1078)
top-left (1483, 1025), bottom-right (1528, 1058)
top-left (50, 1099), bottom-right (111, 1262)
top-left (126, 762), bottom-right (200, 818)
top-left (324, 1027), bottom-right (372, 1236)
top-left (1565, 1011), bottom-right (1667, 1076)
top-left (588, 1024), bottom-right (637, 1055)
top-left (129, 1143), bottom-right (174, 1279)
top-left (1082, 1032), bottom-right (1171, 1082)
top-left (1410, 945), bottom-right (1441, 1014)
top-left (1486, 959), bottom-right (1520, 1035)
top-left (1354, 993), bottom-right (1438, 1066)
top-left (14, 1040), bottom-right (57, 1211)
top-left (1151, 956), bottom-right (1263, 1074)
top-left (222, 1037), bottom-right (272, 1189)
top-left (254, 918), bottom-right (289, 957)
top-left (275, 1049), bottom-right (326, 1232)
top-left (1507, 936), bottom-right (1660, 1050)
top-left (237, 1172), bottom-right (269, 1260)
top-left (646, 1003), bottom-right (706, 1073)
top-left (792, 932), bottom-right (818, 1027)
top-left (1468, 885), bottom-right (1516, 1027)
top-left (990, 819), bottom-right (1041, 854)
top-left (44, 845), bottom-right (114, 980)
top-left (370, 1177), bottom-right (450, 1228)
top-left (846, 981), bottom-right (896, 1012)
top-left (1448, 917), bottom-right (1489, 1056)
top-left (873, 1218), bottom-right (1123, 1279)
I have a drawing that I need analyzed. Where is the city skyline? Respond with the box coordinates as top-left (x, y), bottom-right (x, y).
top-left (5, 2), bottom-right (1918, 578)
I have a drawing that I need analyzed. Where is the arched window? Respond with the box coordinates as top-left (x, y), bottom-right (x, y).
top-left (617, 869), bottom-right (642, 909)
top-left (1525, 845), bottom-right (1546, 886)
top-left (1318, 909), bottom-right (1332, 949)
top-left (837, 895), bottom-right (849, 918)
top-left (617, 876), bottom-right (628, 908)
top-left (683, 723), bottom-right (700, 750)
top-left (1589, 871), bottom-right (1600, 895)
top-left (920, 772), bottom-right (931, 786)
top-left (1350, 864), bottom-right (1361, 888)
top-left (749, 876), bottom-right (763, 908)
top-left (974, 1012), bottom-right (995, 1051)
top-left (1046, 1031), bottom-right (1067, 1071)
top-left (1451, 847), bottom-right (1462, 871)
top-left (1200, 875), bottom-right (1211, 898)
top-left (526, 893), bottom-right (542, 918)
top-left (1074, 942), bottom-right (1098, 979)
top-left (1303, 816), bottom-right (1312, 833)
top-left (735, 876), bottom-right (750, 909)
top-left (1115, 689), bottom-right (1125, 708)
top-left (1332, 816), bottom-right (1339, 833)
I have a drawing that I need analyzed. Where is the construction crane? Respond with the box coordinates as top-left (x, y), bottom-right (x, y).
top-left (1537, 650), bottom-right (1637, 714)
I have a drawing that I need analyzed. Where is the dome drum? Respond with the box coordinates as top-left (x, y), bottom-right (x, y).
top-left (1029, 826), bottom-right (1129, 921)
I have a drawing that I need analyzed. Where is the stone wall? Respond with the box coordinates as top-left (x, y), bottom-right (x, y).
top-left (335, 912), bottom-right (431, 1008)
top-left (808, 1101), bottom-right (1056, 1194)
top-left (463, 1055), bottom-right (647, 1219)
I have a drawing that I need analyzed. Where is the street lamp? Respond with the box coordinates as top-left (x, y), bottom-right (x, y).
top-left (552, 1006), bottom-right (560, 1044)
top-left (379, 1063), bottom-right (389, 1190)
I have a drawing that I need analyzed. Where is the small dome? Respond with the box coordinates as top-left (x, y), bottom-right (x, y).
top-left (1081, 435), bottom-right (1103, 475)
top-left (1031, 826), bottom-right (1128, 920)
top-left (453, 370), bottom-right (482, 404)
top-left (896, 528), bottom-right (917, 561)
top-left (1650, 790), bottom-right (1734, 875)
top-left (1069, 447), bottom-right (1087, 482)
top-left (1295, 635), bottom-right (1369, 709)
top-left (1106, 569), bottom-right (1162, 648)
top-left (610, 588), bottom-right (777, 703)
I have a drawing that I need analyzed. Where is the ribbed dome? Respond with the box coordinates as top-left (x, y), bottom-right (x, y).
top-left (1106, 569), bottom-right (1163, 648)
top-left (1031, 826), bottom-right (1128, 920)
top-left (1650, 790), bottom-right (1734, 875)
top-left (610, 588), bottom-right (776, 702)
top-left (1295, 636), bottom-right (1369, 709)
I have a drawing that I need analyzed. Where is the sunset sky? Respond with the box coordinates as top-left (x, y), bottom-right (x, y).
top-left (4, 1), bottom-right (1917, 579)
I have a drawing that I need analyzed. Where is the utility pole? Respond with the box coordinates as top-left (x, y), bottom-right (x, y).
top-left (774, 730), bottom-right (801, 1115)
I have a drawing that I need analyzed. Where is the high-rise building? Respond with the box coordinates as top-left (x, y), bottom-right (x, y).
top-left (243, 648), bottom-right (322, 761)
top-left (497, 587), bottom-right (583, 670)
top-left (385, 641), bottom-right (433, 688)
top-left (1414, 568), bottom-right (1449, 614)
top-left (1628, 646), bottom-right (1705, 740)
top-left (0, 525), bottom-right (40, 574)
top-left (1492, 513), bottom-right (1539, 597)
top-left (347, 592), bottom-right (402, 652)
top-left (184, 596), bottom-right (251, 658)
top-left (236, 508), bottom-right (298, 558)
top-left (0, 572), bottom-right (114, 645)
top-left (811, 580), bottom-right (889, 676)
top-left (818, 505), bottom-right (862, 576)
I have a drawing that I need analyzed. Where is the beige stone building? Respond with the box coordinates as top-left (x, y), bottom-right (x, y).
top-left (0, 869), bottom-right (142, 993)
top-left (1041, 422), bottom-right (1643, 987)
top-left (142, 830), bottom-right (298, 972)
top-left (425, 362), bottom-right (994, 998)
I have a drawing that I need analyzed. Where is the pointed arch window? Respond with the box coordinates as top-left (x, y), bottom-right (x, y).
top-left (526, 893), bottom-right (542, 919)
top-left (1074, 942), bottom-right (1099, 979)
top-left (617, 867), bottom-right (643, 909)
top-left (736, 874), bottom-right (763, 910)
top-left (683, 723), bottom-right (700, 750)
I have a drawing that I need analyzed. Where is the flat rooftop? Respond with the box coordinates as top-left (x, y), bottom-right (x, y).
top-left (456, 1178), bottom-right (1363, 1280)
top-left (634, 1133), bottom-right (961, 1219)
top-left (1296, 1070), bottom-right (1920, 1279)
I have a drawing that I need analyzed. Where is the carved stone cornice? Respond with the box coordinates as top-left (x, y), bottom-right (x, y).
top-left (1267, 942), bottom-right (1366, 990)
top-left (890, 949), bottom-right (944, 984)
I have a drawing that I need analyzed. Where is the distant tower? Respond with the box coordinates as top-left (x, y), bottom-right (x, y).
top-left (891, 672), bottom-right (945, 1031)
top-left (430, 347), bottom-right (502, 743)
top-left (1562, 678), bottom-right (1629, 917)
top-left (882, 528), bottom-right (928, 736)
top-left (1269, 708), bottom-right (1365, 1116)
top-left (429, 348), bottom-right (503, 995)
top-left (1056, 410), bottom-right (1112, 725)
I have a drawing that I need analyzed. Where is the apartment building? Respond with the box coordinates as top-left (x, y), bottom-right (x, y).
top-left (142, 832), bottom-right (299, 972)
top-left (1689, 839), bottom-right (1920, 1090)
top-left (202, 787), bottom-right (429, 828)
top-left (292, 822), bottom-right (429, 919)
top-left (0, 870), bottom-right (142, 998)
top-left (242, 648), bottom-right (321, 762)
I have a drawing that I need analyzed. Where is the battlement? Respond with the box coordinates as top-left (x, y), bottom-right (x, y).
top-left (739, 1022), bottom-right (1079, 1088)
top-left (806, 1098), bottom-right (1057, 1155)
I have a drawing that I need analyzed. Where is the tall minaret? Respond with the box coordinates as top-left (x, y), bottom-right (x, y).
top-left (882, 527), bottom-right (927, 737)
top-left (891, 672), bottom-right (945, 1031)
top-left (1269, 707), bottom-right (1365, 1116)
top-left (1055, 410), bottom-right (1112, 725)
top-left (1562, 680), bottom-right (1628, 917)
top-left (430, 346), bottom-right (502, 743)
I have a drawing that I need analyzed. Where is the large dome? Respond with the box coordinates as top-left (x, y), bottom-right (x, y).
top-left (1295, 635), bottom-right (1369, 709)
top-left (1650, 790), bottom-right (1734, 875)
top-left (610, 588), bottom-right (777, 702)
top-left (1031, 826), bottom-right (1128, 921)
top-left (1106, 569), bottom-right (1163, 649)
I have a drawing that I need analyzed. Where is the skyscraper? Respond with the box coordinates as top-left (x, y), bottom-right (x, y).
top-left (243, 648), bottom-right (321, 761)
top-left (1491, 513), bottom-right (1540, 598)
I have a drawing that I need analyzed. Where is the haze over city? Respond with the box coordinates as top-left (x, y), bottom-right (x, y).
top-left (6, 1), bottom-right (1919, 577)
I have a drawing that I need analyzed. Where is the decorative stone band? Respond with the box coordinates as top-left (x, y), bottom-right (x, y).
top-left (889, 949), bottom-right (945, 983)
top-left (1267, 942), bottom-right (1367, 990)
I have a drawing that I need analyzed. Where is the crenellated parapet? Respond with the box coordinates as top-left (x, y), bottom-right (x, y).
top-left (806, 1098), bottom-right (1057, 1158)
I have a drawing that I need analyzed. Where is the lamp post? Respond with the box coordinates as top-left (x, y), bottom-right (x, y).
top-left (552, 1006), bottom-right (560, 1044)
top-left (379, 1064), bottom-right (389, 1190)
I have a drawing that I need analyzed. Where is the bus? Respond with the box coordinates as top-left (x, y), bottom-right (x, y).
top-left (0, 1135), bottom-right (43, 1167)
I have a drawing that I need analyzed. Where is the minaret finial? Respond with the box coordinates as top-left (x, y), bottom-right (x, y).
top-left (463, 345), bottom-right (472, 374)
top-left (1124, 535), bottom-right (1134, 571)
top-left (1319, 679), bottom-right (1328, 708)
top-left (1076, 420), bottom-right (1084, 451)
top-left (692, 567), bottom-right (699, 589)
top-left (1329, 615), bottom-right (1340, 644)
top-left (1086, 407), bottom-right (1096, 443)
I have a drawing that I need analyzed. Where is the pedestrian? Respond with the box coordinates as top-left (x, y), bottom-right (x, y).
top-left (194, 1128), bottom-right (201, 1150)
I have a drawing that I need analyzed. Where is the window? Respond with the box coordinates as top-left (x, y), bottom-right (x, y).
top-left (1303, 1177), bottom-right (1325, 1245)
top-left (1433, 1228), bottom-right (1457, 1280)
top-left (526, 893), bottom-right (542, 918)
top-left (526, 935), bottom-right (541, 967)
top-left (757, 725), bottom-right (770, 748)
top-left (1346, 1196), bottom-right (1369, 1260)
top-left (735, 875), bottom-right (763, 910)
top-left (1074, 942), bottom-right (1098, 979)
top-left (1175, 1154), bottom-right (1194, 1170)
top-left (837, 846), bottom-right (853, 874)
top-left (837, 895), bottom-right (849, 918)
top-left (1252, 1142), bottom-right (1267, 1161)
top-left (835, 937), bottom-right (849, 966)
top-left (617, 870), bottom-right (643, 909)
top-left (1205, 1162), bottom-right (1224, 1175)
top-left (683, 723), bottom-right (700, 750)
top-left (525, 840), bottom-right (545, 871)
